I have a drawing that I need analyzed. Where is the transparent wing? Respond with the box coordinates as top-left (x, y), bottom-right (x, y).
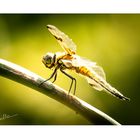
top-left (73, 55), bottom-right (106, 80)
top-left (86, 77), bottom-right (103, 91)
top-left (47, 25), bottom-right (76, 55)
top-left (86, 65), bottom-right (106, 91)
top-left (91, 65), bottom-right (106, 80)
top-left (72, 56), bottom-right (106, 91)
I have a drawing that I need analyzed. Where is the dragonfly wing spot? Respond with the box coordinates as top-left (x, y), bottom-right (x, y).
top-left (54, 35), bottom-right (63, 42)
top-left (47, 24), bottom-right (77, 55)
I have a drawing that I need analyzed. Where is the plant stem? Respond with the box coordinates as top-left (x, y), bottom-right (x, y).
top-left (0, 58), bottom-right (120, 125)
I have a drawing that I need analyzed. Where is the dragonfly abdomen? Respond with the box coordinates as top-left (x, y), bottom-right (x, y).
top-left (75, 66), bottom-right (93, 78)
top-left (89, 75), bottom-right (130, 101)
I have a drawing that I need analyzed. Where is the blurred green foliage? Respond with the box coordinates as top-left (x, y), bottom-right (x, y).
top-left (0, 14), bottom-right (140, 124)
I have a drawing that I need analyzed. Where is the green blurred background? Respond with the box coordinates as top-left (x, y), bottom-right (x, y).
top-left (0, 14), bottom-right (139, 124)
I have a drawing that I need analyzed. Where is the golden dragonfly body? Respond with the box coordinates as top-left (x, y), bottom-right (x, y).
top-left (42, 24), bottom-right (130, 101)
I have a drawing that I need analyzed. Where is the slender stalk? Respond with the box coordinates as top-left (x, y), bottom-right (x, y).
top-left (0, 59), bottom-right (120, 125)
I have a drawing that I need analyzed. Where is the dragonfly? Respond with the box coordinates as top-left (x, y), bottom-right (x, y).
top-left (41, 24), bottom-right (130, 101)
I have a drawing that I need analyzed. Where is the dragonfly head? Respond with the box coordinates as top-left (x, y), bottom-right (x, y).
top-left (42, 53), bottom-right (56, 69)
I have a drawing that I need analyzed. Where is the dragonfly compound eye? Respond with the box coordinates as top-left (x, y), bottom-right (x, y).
top-left (42, 53), bottom-right (54, 68)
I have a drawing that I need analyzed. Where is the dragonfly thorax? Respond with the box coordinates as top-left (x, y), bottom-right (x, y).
top-left (42, 52), bottom-right (56, 69)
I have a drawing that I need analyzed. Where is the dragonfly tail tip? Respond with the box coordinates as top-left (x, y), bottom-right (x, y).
top-left (123, 96), bottom-right (130, 101)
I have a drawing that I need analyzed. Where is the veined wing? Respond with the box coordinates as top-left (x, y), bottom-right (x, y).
top-left (72, 55), bottom-right (106, 80)
top-left (47, 25), bottom-right (76, 55)
top-left (72, 56), bottom-right (129, 100)
top-left (86, 65), bottom-right (106, 91)
top-left (72, 55), bottom-right (106, 91)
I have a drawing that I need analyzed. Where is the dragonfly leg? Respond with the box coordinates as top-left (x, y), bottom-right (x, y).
top-left (60, 69), bottom-right (76, 95)
top-left (40, 66), bottom-right (59, 86)
top-left (52, 73), bottom-right (57, 83)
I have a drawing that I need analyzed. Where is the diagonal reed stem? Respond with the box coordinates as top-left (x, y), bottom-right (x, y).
top-left (0, 58), bottom-right (120, 125)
